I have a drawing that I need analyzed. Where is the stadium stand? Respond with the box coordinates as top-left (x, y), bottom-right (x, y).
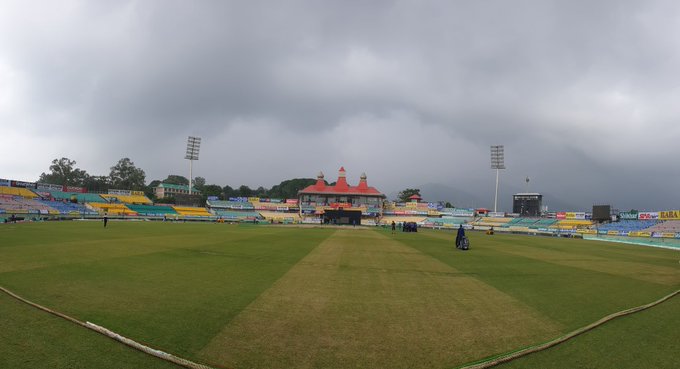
top-left (379, 216), bottom-right (427, 225)
top-left (596, 220), bottom-right (660, 233)
top-left (532, 219), bottom-right (558, 228)
top-left (0, 186), bottom-right (38, 198)
top-left (172, 206), bottom-right (212, 217)
top-left (207, 200), bottom-right (255, 210)
top-left (473, 217), bottom-right (513, 227)
top-left (100, 194), bottom-right (153, 205)
top-left (258, 211), bottom-right (300, 223)
top-left (645, 220), bottom-right (680, 233)
top-left (552, 219), bottom-right (593, 230)
top-left (36, 199), bottom-right (97, 215)
top-left (213, 210), bottom-right (262, 221)
top-left (0, 195), bottom-right (52, 214)
top-left (44, 190), bottom-right (106, 203)
top-left (88, 203), bottom-right (137, 216)
top-left (421, 217), bottom-right (471, 228)
top-left (126, 204), bottom-right (178, 216)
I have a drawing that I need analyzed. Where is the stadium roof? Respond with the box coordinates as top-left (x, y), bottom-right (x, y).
top-left (298, 168), bottom-right (385, 197)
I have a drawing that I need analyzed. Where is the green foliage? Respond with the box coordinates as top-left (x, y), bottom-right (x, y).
top-left (38, 157), bottom-right (89, 186)
top-left (162, 175), bottom-right (189, 186)
top-left (397, 188), bottom-right (420, 202)
top-left (82, 175), bottom-right (110, 193)
top-left (445, 201), bottom-right (453, 208)
top-left (109, 158), bottom-right (146, 190)
top-left (267, 178), bottom-right (317, 199)
top-left (238, 185), bottom-right (253, 197)
top-left (193, 176), bottom-right (206, 190)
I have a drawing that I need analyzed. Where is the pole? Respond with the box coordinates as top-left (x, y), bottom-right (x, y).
top-left (189, 160), bottom-right (193, 195)
top-left (494, 168), bottom-right (499, 213)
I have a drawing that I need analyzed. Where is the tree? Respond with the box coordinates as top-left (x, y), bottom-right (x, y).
top-left (83, 175), bottom-right (110, 193)
top-left (162, 175), bottom-right (189, 186)
top-left (238, 185), bottom-right (253, 197)
top-left (109, 158), bottom-right (146, 190)
top-left (397, 188), bottom-right (421, 203)
top-left (445, 202), bottom-right (454, 208)
top-left (223, 185), bottom-right (237, 199)
top-left (268, 178), bottom-right (318, 199)
top-left (39, 157), bottom-right (88, 186)
top-left (193, 176), bottom-right (206, 190)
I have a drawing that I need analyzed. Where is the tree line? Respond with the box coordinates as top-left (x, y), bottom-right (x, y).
top-left (36, 157), bottom-right (320, 204)
top-left (36, 157), bottom-right (450, 206)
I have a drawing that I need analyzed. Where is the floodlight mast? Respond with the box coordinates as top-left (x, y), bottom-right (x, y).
top-left (490, 145), bottom-right (506, 213)
top-left (185, 136), bottom-right (201, 195)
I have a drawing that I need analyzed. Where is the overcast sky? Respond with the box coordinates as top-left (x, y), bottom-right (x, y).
top-left (1, 0), bottom-right (679, 211)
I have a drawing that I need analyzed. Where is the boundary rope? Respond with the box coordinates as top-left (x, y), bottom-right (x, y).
top-left (454, 288), bottom-right (680, 369)
top-left (2, 285), bottom-right (678, 369)
top-left (0, 286), bottom-right (216, 369)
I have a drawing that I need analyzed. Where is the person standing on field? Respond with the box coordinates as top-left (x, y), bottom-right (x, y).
top-left (103, 214), bottom-right (108, 228)
top-left (391, 221), bottom-right (396, 234)
top-left (456, 224), bottom-right (465, 248)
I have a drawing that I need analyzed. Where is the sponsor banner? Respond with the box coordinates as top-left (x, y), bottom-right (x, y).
top-left (581, 229), bottom-right (597, 235)
top-left (651, 232), bottom-right (663, 238)
top-left (619, 211), bottom-right (638, 220)
top-left (228, 197), bottom-right (250, 202)
top-left (109, 189), bottom-right (131, 196)
top-left (597, 230), bottom-right (608, 235)
top-left (556, 212), bottom-right (566, 220)
top-left (659, 210), bottom-right (680, 220)
top-left (248, 197), bottom-right (260, 203)
top-left (607, 230), bottom-right (619, 236)
top-left (285, 199), bottom-right (298, 204)
top-left (638, 212), bottom-right (659, 220)
top-left (427, 202), bottom-right (439, 209)
top-left (131, 190), bottom-right (145, 196)
top-left (0, 178), bottom-right (11, 187)
top-left (661, 232), bottom-right (676, 238)
top-left (270, 199), bottom-right (283, 203)
top-left (676, 233), bottom-right (680, 239)
top-left (619, 231), bottom-right (630, 236)
top-left (637, 231), bottom-right (652, 237)
top-left (452, 209), bottom-right (475, 217)
top-left (330, 203), bottom-right (352, 208)
top-left (488, 212), bottom-right (505, 218)
top-left (36, 191), bottom-right (51, 198)
top-left (207, 196), bottom-right (219, 201)
top-left (11, 180), bottom-right (37, 189)
top-left (259, 198), bottom-right (270, 203)
top-left (64, 186), bottom-right (86, 193)
top-left (565, 212), bottom-right (586, 220)
top-left (276, 206), bottom-right (289, 211)
top-left (37, 183), bottom-right (63, 191)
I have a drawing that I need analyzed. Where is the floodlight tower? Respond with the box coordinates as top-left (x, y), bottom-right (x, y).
top-left (185, 136), bottom-right (201, 195)
top-left (490, 145), bottom-right (506, 213)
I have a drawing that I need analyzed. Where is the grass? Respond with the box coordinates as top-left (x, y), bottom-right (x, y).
top-left (0, 221), bottom-right (678, 369)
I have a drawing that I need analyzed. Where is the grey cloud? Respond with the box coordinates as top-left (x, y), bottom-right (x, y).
top-left (1, 0), bottom-right (679, 210)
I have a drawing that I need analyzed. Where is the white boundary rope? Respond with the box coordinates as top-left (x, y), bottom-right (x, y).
top-left (455, 288), bottom-right (680, 369)
top-left (2, 285), bottom-right (678, 369)
top-left (0, 286), bottom-right (216, 369)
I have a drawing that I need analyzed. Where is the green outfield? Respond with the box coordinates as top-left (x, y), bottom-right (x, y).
top-left (1, 222), bottom-right (678, 369)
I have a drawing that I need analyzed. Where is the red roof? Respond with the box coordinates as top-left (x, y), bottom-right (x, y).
top-left (409, 194), bottom-right (422, 200)
top-left (299, 167), bottom-right (384, 197)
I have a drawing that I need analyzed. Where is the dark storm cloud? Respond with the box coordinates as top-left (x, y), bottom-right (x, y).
top-left (1, 0), bottom-right (679, 210)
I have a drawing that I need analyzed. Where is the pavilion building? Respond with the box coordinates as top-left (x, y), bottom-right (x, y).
top-left (298, 167), bottom-right (386, 225)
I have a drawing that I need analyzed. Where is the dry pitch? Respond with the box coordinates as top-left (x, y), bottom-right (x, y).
top-left (1, 221), bottom-right (678, 369)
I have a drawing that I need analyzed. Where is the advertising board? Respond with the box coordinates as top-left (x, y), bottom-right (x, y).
top-left (659, 210), bottom-right (680, 220)
top-left (11, 181), bottom-right (37, 188)
top-left (638, 212), bottom-right (659, 220)
top-left (64, 186), bottom-right (86, 193)
top-left (37, 183), bottom-right (63, 191)
top-left (619, 211), bottom-right (638, 220)
top-left (0, 178), bottom-right (10, 187)
top-left (556, 212), bottom-right (566, 220)
top-left (109, 189), bottom-right (131, 196)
